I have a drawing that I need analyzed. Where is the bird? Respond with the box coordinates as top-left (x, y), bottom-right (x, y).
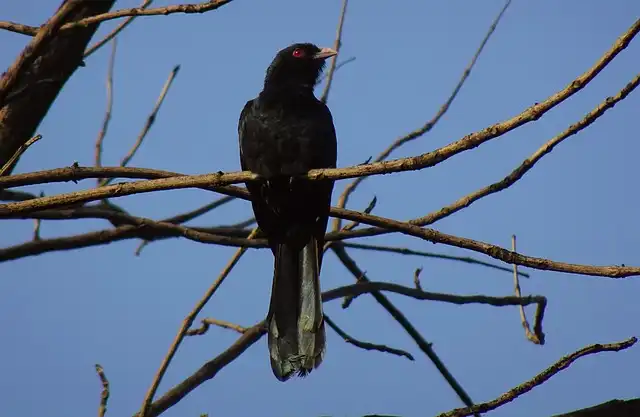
top-left (238, 43), bottom-right (338, 381)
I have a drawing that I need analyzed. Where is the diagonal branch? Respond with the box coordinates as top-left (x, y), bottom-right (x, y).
top-left (84, 0), bottom-right (154, 58)
top-left (409, 71), bottom-right (640, 228)
top-left (94, 39), bottom-right (117, 172)
top-left (137, 228), bottom-right (258, 417)
top-left (343, 242), bottom-right (530, 277)
top-left (332, 0), bottom-right (512, 231)
top-left (135, 320), bottom-right (267, 417)
top-left (324, 314), bottom-right (414, 360)
top-left (101, 65), bottom-right (180, 187)
top-left (0, 1), bottom-right (78, 108)
top-left (0, 135), bottom-right (42, 176)
top-left (331, 244), bottom-right (480, 414)
top-left (511, 235), bottom-right (542, 344)
top-left (320, 0), bottom-right (349, 104)
top-left (437, 337), bottom-right (637, 417)
top-left (95, 364), bottom-right (110, 417)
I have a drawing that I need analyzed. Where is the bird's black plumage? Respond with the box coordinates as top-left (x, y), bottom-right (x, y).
top-left (238, 43), bottom-right (338, 381)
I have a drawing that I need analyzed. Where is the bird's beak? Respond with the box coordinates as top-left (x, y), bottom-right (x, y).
top-left (313, 47), bottom-right (338, 60)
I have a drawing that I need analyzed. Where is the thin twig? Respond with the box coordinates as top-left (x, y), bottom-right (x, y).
top-left (331, 244), bottom-right (480, 414)
top-left (0, 1), bottom-right (77, 107)
top-left (437, 337), bottom-right (637, 417)
top-left (0, 134), bottom-right (42, 176)
top-left (0, 1), bottom-right (235, 36)
top-left (95, 39), bottom-right (117, 174)
top-left (95, 364), bottom-right (110, 417)
top-left (318, 57), bottom-right (356, 83)
top-left (413, 267), bottom-right (423, 290)
top-left (101, 65), bottom-right (180, 187)
top-left (512, 235), bottom-right (542, 344)
top-left (32, 191), bottom-right (44, 241)
top-left (186, 318), bottom-right (247, 336)
top-left (343, 242), bottom-right (530, 277)
top-left (332, 0), bottom-right (513, 231)
top-left (320, 0), bottom-right (349, 103)
top-left (138, 228), bottom-right (259, 417)
top-left (84, 0), bottom-right (154, 58)
top-left (324, 314), bottom-right (414, 360)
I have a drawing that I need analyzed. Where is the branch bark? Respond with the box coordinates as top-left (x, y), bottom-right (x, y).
top-left (0, 0), bottom-right (117, 172)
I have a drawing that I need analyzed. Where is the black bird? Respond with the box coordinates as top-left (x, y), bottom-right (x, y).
top-left (238, 43), bottom-right (338, 381)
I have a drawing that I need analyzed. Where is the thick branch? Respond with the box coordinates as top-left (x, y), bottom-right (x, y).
top-left (0, 0), bottom-right (117, 171)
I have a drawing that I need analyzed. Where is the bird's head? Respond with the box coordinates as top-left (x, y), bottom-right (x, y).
top-left (264, 43), bottom-right (337, 89)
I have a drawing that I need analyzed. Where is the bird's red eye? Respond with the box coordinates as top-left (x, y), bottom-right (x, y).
top-left (292, 48), bottom-right (305, 58)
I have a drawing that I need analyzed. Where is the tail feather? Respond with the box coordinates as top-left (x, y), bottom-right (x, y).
top-left (268, 237), bottom-right (325, 381)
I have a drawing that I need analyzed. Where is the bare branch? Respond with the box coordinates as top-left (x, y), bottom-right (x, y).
top-left (511, 235), bottom-right (542, 344)
top-left (6, 38), bottom-right (640, 214)
top-left (4, 198), bottom-right (639, 279)
top-left (320, 0), bottom-right (349, 103)
top-left (410, 71), bottom-right (640, 228)
top-left (0, 189), bottom-right (37, 202)
top-left (0, 0), bottom-right (116, 172)
top-left (331, 244), bottom-right (479, 414)
top-left (138, 228), bottom-right (259, 417)
top-left (136, 320), bottom-right (266, 417)
top-left (343, 242), bottom-right (530, 278)
top-left (332, 0), bottom-right (513, 231)
top-left (437, 337), bottom-right (637, 417)
top-left (0, 209), bottom-right (262, 263)
top-left (101, 65), bottom-right (180, 187)
top-left (95, 364), bottom-right (110, 417)
top-left (84, 0), bottom-right (154, 58)
top-left (0, 1), bottom-right (77, 107)
top-left (413, 267), bottom-right (423, 290)
top-left (318, 56), bottom-right (356, 83)
top-left (0, 1), bottom-right (236, 36)
top-left (94, 39), bottom-right (117, 172)
top-left (331, 207), bottom-right (640, 278)
top-left (324, 314), bottom-right (414, 360)
top-left (6, 59), bottom-right (638, 216)
top-left (186, 318), bottom-right (247, 336)
top-left (0, 134), bottom-right (42, 176)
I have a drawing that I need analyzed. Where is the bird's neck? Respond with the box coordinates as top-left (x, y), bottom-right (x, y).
top-left (261, 82), bottom-right (317, 100)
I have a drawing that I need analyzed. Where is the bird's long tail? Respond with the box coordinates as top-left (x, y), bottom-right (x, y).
top-left (267, 236), bottom-right (325, 381)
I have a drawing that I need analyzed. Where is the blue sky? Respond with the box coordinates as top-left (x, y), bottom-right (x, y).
top-left (1, 1), bottom-right (639, 416)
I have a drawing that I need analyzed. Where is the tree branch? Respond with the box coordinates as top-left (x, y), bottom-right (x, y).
top-left (4, 59), bottom-right (638, 217)
top-left (324, 314), bottom-right (415, 361)
top-left (331, 244), bottom-right (480, 414)
top-left (343, 242), bottom-right (530, 278)
top-left (138, 228), bottom-right (258, 417)
top-left (437, 337), bottom-right (637, 417)
top-left (0, 0), bottom-right (117, 172)
top-left (333, 0), bottom-right (513, 231)
top-left (0, 1), bottom-right (235, 36)
top-left (320, 0), bottom-right (349, 103)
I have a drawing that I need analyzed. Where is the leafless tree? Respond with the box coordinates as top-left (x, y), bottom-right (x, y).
top-left (1, 1), bottom-right (639, 417)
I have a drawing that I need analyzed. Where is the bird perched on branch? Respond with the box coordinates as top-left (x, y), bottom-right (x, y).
top-left (238, 43), bottom-right (338, 381)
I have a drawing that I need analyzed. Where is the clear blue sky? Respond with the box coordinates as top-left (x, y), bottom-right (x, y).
top-left (1, 1), bottom-right (639, 416)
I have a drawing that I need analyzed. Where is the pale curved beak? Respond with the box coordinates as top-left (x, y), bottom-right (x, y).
top-left (313, 47), bottom-right (338, 60)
